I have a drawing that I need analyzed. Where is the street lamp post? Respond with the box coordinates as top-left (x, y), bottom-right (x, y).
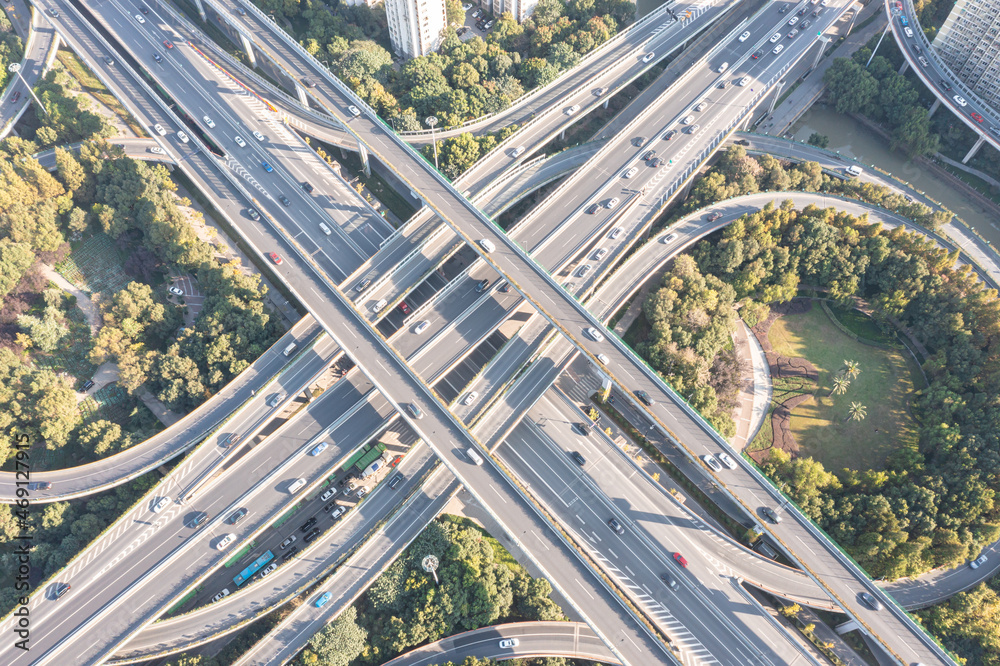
top-left (8, 63), bottom-right (48, 117)
top-left (425, 115), bottom-right (438, 171)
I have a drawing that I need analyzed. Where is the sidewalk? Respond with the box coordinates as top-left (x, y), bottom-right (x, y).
top-left (730, 320), bottom-right (772, 451)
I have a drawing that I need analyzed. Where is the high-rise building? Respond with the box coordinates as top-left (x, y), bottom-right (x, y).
top-left (932, 0), bottom-right (1000, 110)
top-left (386, 0), bottom-right (448, 59)
top-left (487, 0), bottom-right (539, 23)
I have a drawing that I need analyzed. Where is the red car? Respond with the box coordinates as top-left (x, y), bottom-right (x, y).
top-left (10, 91), bottom-right (20, 103)
top-left (971, 111), bottom-right (984, 123)
top-left (163, 40), bottom-right (174, 49)
top-left (398, 301), bottom-right (411, 314)
top-left (269, 252), bottom-right (283, 265)
top-left (673, 552), bottom-right (688, 568)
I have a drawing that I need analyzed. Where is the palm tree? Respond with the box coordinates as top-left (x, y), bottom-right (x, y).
top-left (846, 402), bottom-right (867, 422)
top-left (843, 359), bottom-right (861, 379)
top-left (831, 376), bottom-right (850, 396)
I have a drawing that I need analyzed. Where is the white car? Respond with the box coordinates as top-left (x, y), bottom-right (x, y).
top-left (259, 562), bottom-right (278, 578)
top-left (717, 452), bottom-right (738, 469)
top-left (152, 497), bottom-right (170, 513)
top-left (953, 95), bottom-right (967, 107)
top-left (564, 105), bottom-right (580, 116)
top-left (511, 145), bottom-right (525, 158)
top-left (211, 589), bottom-right (230, 602)
top-left (694, 102), bottom-right (707, 112)
top-left (609, 227), bottom-right (623, 239)
top-left (414, 320), bottom-right (430, 334)
top-left (153, 124), bottom-right (167, 136)
top-left (288, 478), bottom-right (307, 494)
top-left (233, 135), bottom-right (247, 148)
top-left (372, 299), bottom-right (388, 313)
top-left (596, 353), bottom-right (610, 364)
top-left (203, 116), bottom-right (215, 128)
top-left (135, 14), bottom-right (145, 23)
top-left (772, 44), bottom-right (784, 55)
top-left (462, 2), bottom-right (472, 9)
top-left (738, 31), bottom-right (751, 42)
top-left (478, 238), bottom-right (495, 252)
top-left (310, 441), bottom-right (329, 456)
top-left (252, 130), bottom-right (266, 141)
top-left (499, 638), bottom-right (520, 648)
top-left (593, 248), bottom-right (607, 260)
top-left (642, 52), bottom-right (655, 63)
top-left (623, 166), bottom-right (639, 178)
top-left (661, 233), bottom-right (677, 243)
top-left (216, 533), bottom-right (236, 550)
top-left (168, 286), bottom-right (183, 296)
top-left (463, 391), bottom-right (478, 406)
top-left (149, 146), bottom-right (165, 155)
top-left (970, 554), bottom-right (989, 569)
top-left (702, 454), bottom-right (723, 472)
top-left (717, 62), bottom-right (729, 72)
top-left (605, 197), bottom-right (620, 209)
top-left (770, 32), bottom-right (782, 43)
top-left (787, 16), bottom-right (798, 26)
top-left (577, 264), bottom-right (592, 277)
top-left (348, 105), bottom-right (362, 117)
top-left (738, 76), bottom-right (751, 86)
top-left (586, 327), bottom-right (604, 342)
top-left (177, 130), bottom-right (189, 143)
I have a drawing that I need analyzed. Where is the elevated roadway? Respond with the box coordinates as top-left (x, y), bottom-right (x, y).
top-left (888, 0), bottom-right (1000, 164)
top-left (1, 0), bottom-right (58, 138)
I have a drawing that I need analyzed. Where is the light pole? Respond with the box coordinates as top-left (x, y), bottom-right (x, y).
top-left (425, 115), bottom-right (438, 171)
top-left (8, 63), bottom-right (47, 116)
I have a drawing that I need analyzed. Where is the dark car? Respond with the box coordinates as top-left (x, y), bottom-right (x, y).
top-left (299, 517), bottom-right (317, 532)
top-left (227, 508), bottom-right (248, 525)
top-left (778, 5), bottom-right (787, 13)
top-left (751, 49), bottom-right (763, 60)
top-left (153, 53), bottom-right (162, 63)
top-left (303, 527), bottom-right (322, 543)
top-left (27, 482), bottom-right (52, 491)
top-left (940, 79), bottom-right (952, 91)
top-left (734, 139), bottom-right (750, 146)
top-left (707, 212), bottom-right (722, 222)
top-left (662, 130), bottom-right (677, 141)
top-left (587, 203), bottom-right (600, 214)
top-left (660, 573), bottom-right (679, 590)
top-left (635, 390), bottom-right (655, 406)
top-left (281, 546), bottom-right (298, 562)
top-left (302, 78), bottom-right (315, 88)
top-left (104, 56), bottom-right (115, 66)
top-left (388, 474), bottom-right (403, 489)
top-left (279, 195), bottom-right (291, 207)
top-left (140, 6), bottom-right (149, 13)
top-left (573, 422), bottom-right (592, 436)
top-left (189, 512), bottom-right (209, 528)
top-left (475, 278), bottom-right (490, 293)
top-left (801, 20), bottom-right (811, 29)
top-left (860, 592), bottom-right (883, 611)
top-left (571, 451), bottom-right (586, 466)
top-left (302, 181), bottom-right (314, 193)
top-left (82, 379), bottom-right (95, 391)
top-left (248, 208), bottom-right (260, 221)
top-left (54, 583), bottom-right (71, 599)
top-left (643, 150), bottom-right (657, 161)
top-left (761, 506), bottom-right (782, 524)
top-left (631, 136), bottom-right (646, 147)
top-left (10, 91), bottom-right (20, 104)
top-left (323, 500), bottom-right (338, 512)
top-left (608, 518), bottom-right (625, 535)
top-left (651, 158), bottom-right (664, 167)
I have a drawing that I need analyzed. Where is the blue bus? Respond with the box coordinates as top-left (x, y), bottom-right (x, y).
top-left (233, 550), bottom-right (274, 587)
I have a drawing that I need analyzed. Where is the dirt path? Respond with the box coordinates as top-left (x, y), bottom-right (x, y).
top-left (42, 264), bottom-right (102, 335)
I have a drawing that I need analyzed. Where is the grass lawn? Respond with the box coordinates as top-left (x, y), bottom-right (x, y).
top-left (767, 304), bottom-right (919, 473)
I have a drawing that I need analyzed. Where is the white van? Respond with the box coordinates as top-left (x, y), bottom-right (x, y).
top-left (681, 115), bottom-right (695, 125)
top-left (372, 299), bottom-right (388, 313)
top-left (288, 478), bottom-right (307, 494)
top-left (466, 447), bottom-right (484, 465)
top-left (845, 165), bottom-right (864, 177)
top-left (478, 239), bottom-right (495, 253)
top-left (283, 342), bottom-right (297, 357)
top-left (318, 223), bottom-right (332, 235)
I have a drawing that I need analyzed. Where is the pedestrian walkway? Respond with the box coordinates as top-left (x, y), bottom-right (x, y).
top-left (41, 264), bottom-right (102, 335)
top-left (730, 320), bottom-right (772, 451)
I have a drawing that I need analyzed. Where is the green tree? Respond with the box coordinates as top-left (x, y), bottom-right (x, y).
top-left (890, 106), bottom-right (940, 157)
top-left (831, 375), bottom-right (850, 396)
top-left (807, 133), bottom-right (829, 149)
top-left (445, 0), bottom-right (464, 25)
top-left (303, 606), bottom-right (367, 666)
top-left (823, 58), bottom-right (878, 114)
top-left (846, 401), bottom-right (867, 422)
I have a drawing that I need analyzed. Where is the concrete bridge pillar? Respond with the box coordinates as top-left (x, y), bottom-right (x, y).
top-left (767, 80), bottom-right (785, 116)
top-left (560, 129), bottom-right (566, 141)
top-left (927, 98), bottom-right (940, 118)
top-left (898, 60), bottom-right (909, 75)
top-left (835, 620), bottom-right (859, 635)
top-left (239, 33), bottom-right (257, 67)
top-left (963, 136), bottom-right (986, 164)
top-left (811, 36), bottom-right (830, 71)
top-left (357, 140), bottom-right (371, 177)
top-left (295, 82), bottom-right (308, 107)
top-left (192, 0), bottom-right (206, 21)
top-left (603, 98), bottom-right (609, 110)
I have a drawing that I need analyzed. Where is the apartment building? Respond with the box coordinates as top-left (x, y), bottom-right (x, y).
top-left (932, 0), bottom-right (1000, 110)
top-left (486, 0), bottom-right (538, 23)
top-left (386, 0), bottom-right (448, 58)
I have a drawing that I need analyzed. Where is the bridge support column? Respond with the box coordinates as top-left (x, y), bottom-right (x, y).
top-left (898, 60), bottom-right (909, 75)
top-left (239, 33), bottom-right (257, 67)
top-left (811, 36), bottom-right (830, 71)
top-left (927, 98), bottom-right (941, 118)
top-left (767, 80), bottom-right (785, 116)
top-left (603, 99), bottom-right (609, 110)
top-left (295, 83), bottom-right (308, 106)
top-left (835, 620), bottom-right (859, 635)
top-left (844, 2), bottom-right (862, 38)
top-left (192, 0), bottom-right (206, 22)
top-left (963, 136), bottom-right (986, 164)
top-left (560, 129), bottom-right (566, 141)
top-left (357, 140), bottom-right (371, 177)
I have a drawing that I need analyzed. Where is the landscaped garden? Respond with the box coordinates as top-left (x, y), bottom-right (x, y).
top-left (765, 302), bottom-right (921, 473)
